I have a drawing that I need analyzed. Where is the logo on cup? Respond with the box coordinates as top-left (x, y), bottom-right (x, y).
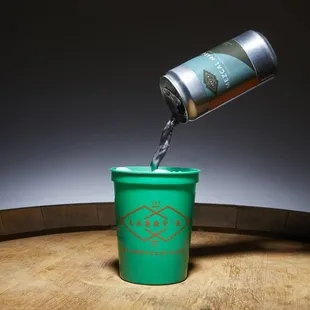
top-left (119, 203), bottom-right (190, 244)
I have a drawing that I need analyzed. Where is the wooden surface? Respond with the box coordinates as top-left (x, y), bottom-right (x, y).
top-left (0, 230), bottom-right (310, 309)
top-left (1, 203), bottom-right (310, 240)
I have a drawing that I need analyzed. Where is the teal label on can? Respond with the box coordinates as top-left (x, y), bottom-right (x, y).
top-left (184, 39), bottom-right (258, 101)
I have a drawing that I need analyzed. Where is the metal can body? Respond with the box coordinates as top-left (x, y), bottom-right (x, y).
top-left (159, 30), bottom-right (278, 123)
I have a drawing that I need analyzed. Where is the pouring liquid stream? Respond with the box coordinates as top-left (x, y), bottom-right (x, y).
top-left (150, 116), bottom-right (178, 171)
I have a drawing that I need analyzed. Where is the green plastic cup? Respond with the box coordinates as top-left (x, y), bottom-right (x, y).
top-left (110, 166), bottom-right (200, 285)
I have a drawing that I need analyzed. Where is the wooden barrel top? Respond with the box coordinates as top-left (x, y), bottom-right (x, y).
top-left (0, 230), bottom-right (309, 309)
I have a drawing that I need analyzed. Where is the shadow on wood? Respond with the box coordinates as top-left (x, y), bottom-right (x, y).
top-left (190, 237), bottom-right (310, 258)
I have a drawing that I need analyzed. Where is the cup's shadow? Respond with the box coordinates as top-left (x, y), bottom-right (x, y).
top-left (107, 237), bottom-right (310, 279)
top-left (189, 237), bottom-right (310, 258)
top-left (110, 259), bottom-right (119, 274)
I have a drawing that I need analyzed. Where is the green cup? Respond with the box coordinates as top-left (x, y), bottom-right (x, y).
top-left (110, 166), bottom-right (200, 285)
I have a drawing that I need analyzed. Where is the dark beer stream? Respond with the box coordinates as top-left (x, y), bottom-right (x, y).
top-left (150, 116), bottom-right (178, 171)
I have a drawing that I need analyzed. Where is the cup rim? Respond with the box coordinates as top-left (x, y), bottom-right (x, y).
top-left (110, 166), bottom-right (200, 175)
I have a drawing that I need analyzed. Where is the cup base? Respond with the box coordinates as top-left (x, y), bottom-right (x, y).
top-left (119, 274), bottom-right (188, 286)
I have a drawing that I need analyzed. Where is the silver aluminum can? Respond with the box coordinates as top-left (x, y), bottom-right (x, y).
top-left (159, 30), bottom-right (278, 123)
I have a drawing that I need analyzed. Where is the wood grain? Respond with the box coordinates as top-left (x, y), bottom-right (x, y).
top-left (41, 205), bottom-right (68, 229)
top-left (1, 204), bottom-right (310, 241)
top-left (237, 206), bottom-right (288, 232)
top-left (285, 211), bottom-right (310, 237)
top-left (97, 203), bottom-right (115, 226)
top-left (0, 207), bottom-right (44, 235)
top-left (193, 204), bottom-right (237, 228)
top-left (66, 203), bottom-right (99, 227)
top-left (0, 230), bottom-right (309, 309)
top-left (0, 215), bottom-right (3, 235)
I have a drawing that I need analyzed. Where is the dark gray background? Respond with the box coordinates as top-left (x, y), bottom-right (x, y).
top-left (1, 1), bottom-right (309, 211)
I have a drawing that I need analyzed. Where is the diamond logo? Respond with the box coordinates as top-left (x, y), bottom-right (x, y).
top-left (119, 205), bottom-right (190, 243)
top-left (203, 70), bottom-right (218, 94)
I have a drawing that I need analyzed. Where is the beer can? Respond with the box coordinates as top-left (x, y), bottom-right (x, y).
top-left (159, 30), bottom-right (278, 123)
